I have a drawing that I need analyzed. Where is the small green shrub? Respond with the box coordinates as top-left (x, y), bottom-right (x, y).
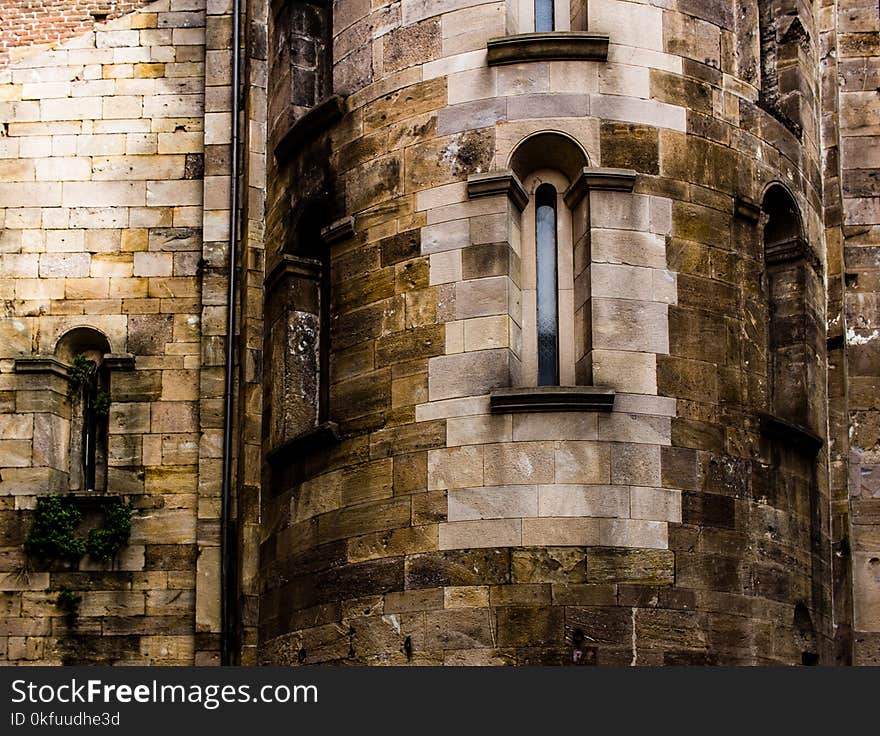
top-left (92, 390), bottom-right (111, 417)
top-left (24, 496), bottom-right (133, 565)
top-left (24, 496), bottom-right (86, 562)
top-left (85, 500), bottom-right (133, 562)
top-left (67, 354), bottom-right (95, 398)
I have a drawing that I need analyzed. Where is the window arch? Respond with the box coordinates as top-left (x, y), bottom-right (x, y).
top-left (509, 132), bottom-right (589, 387)
top-left (55, 327), bottom-right (112, 492)
top-left (761, 184), bottom-right (815, 429)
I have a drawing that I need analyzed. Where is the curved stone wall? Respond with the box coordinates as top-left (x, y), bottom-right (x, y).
top-left (259, 0), bottom-right (834, 665)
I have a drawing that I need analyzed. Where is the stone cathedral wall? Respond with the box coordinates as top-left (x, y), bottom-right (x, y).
top-left (258, 0), bottom-right (839, 665)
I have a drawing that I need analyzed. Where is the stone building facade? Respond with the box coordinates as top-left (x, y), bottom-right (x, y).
top-left (0, 0), bottom-right (878, 666)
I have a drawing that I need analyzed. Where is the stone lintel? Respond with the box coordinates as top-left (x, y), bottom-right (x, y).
top-left (14, 356), bottom-right (71, 380)
top-left (264, 253), bottom-right (323, 293)
top-left (734, 196), bottom-right (762, 223)
top-left (758, 411), bottom-right (823, 455)
top-left (63, 492), bottom-right (126, 509)
top-left (102, 353), bottom-right (136, 371)
top-left (274, 94), bottom-right (346, 164)
top-left (564, 167), bottom-right (637, 208)
top-left (487, 32), bottom-right (610, 66)
top-left (490, 386), bottom-right (616, 413)
top-left (320, 216), bottom-right (355, 245)
top-left (266, 421), bottom-right (341, 470)
top-left (467, 170), bottom-right (528, 211)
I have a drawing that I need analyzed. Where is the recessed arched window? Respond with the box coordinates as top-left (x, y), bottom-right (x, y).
top-left (509, 131), bottom-right (589, 387)
top-left (535, 0), bottom-right (555, 32)
top-left (762, 184), bottom-right (813, 428)
top-left (55, 327), bottom-right (112, 492)
top-left (535, 183), bottom-right (559, 385)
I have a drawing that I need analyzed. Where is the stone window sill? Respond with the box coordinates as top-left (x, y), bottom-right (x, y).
top-left (490, 386), bottom-right (615, 413)
top-left (266, 421), bottom-right (340, 469)
top-left (758, 412), bottom-right (823, 455)
top-left (14, 353), bottom-right (134, 378)
top-left (274, 95), bottom-right (345, 165)
top-left (486, 32), bottom-right (610, 66)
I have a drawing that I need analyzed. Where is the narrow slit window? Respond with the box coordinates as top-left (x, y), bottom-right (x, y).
top-left (535, 0), bottom-right (555, 32)
top-left (81, 360), bottom-right (100, 491)
top-left (536, 183), bottom-right (559, 385)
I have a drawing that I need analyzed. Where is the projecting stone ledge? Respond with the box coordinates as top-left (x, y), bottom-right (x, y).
top-left (758, 412), bottom-right (823, 456)
top-left (490, 386), bottom-right (615, 413)
top-left (266, 421), bottom-right (341, 471)
top-left (487, 32), bottom-right (610, 66)
top-left (467, 170), bottom-right (528, 211)
top-left (564, 167), bottom-right (637, 207)
top-left (274, 95), bottom-right (346, 164)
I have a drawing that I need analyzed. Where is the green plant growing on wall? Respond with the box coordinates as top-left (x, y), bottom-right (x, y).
top-left (56, 587), bottom-right (82, 626)
top-left (24, 496), bottom-right (86, 562)
top-left (92, 390), bottom-right (111, 417)
top-left (67, 354), bottom-right (95, 397)
top-left (85, 499), bottom-right (133, 562)
top-left (24, 496), bottom-right (134, 565)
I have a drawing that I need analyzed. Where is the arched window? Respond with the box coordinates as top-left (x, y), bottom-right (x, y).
top-left (535, 183), bottom-right (559, 384)
top-left (762, 184), bottom-right (814, 429)
top-left (55, 328), bottom-right (112, 492)
top-left (535, 0), bottom-right (555, 32)
top-left (509, 132), bottom-right (588, 387)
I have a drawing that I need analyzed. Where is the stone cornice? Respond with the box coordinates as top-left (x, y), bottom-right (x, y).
top-left (274, 94), bottom-right (346, 164)
top-left (102, 353), bottom-right (135, 371)
top-left (13, 356), bottom-right (71, 380)
top-left (266, 421), bottom-right (341, 471)
top-left (564, 167), bottom-right (637, 208)
top-left (734, 196), bottom-right (762, 223)
top-left (320, 216), bottom-right (355, 245)
top-left (487, 32), bottom-right (610, 66)
top-left (14, 353), bottom-right (135, 380)
top-left (764, 236), bottom-right (810, 266)
top-left (466, 170), bottom-right (528, 211)
top-left (264, 253), bottom-right (323, 293)
top-left (758, 411), bottom-right (823, 456)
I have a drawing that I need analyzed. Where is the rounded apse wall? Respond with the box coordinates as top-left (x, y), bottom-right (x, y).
top-left (258, 0), bottom-right (832, 665)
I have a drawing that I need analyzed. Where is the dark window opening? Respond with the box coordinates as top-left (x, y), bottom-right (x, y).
top-left (55, 328), bottom-right (112, 493)
top-left (536, 183), bottom-right (559, 386)
top-left (76, 358), bottom-right (109, 492)
top-left (762, 185), bottom-right (816, 430)
top-left (757, 0), bottom-right (807, 136)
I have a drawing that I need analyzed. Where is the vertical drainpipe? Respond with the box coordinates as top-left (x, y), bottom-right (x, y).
top-left (220, 0), bottom-right (242, 666)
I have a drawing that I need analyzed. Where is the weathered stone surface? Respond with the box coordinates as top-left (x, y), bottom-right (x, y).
top-left (586, 548), bottom-right (675, 585)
